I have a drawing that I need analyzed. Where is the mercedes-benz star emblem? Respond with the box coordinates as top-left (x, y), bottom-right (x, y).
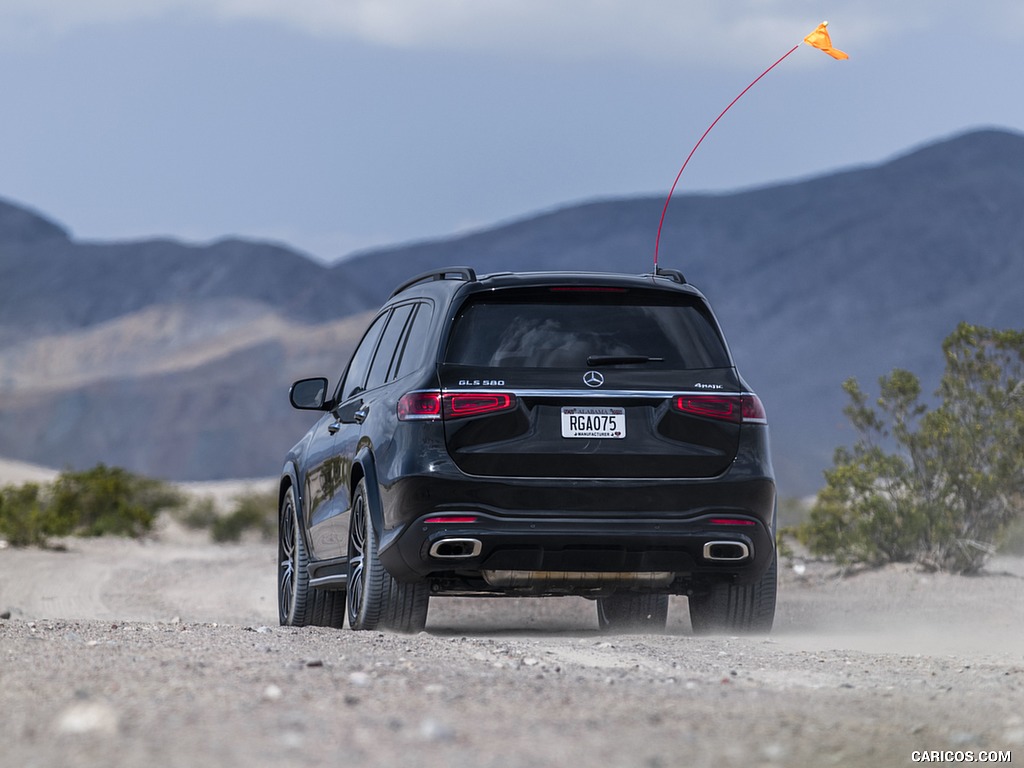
top-left (583, 370), bottom-right (605, 388)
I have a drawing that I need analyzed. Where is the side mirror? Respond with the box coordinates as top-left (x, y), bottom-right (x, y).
top-left (289, 377), bottom-right (330, 410)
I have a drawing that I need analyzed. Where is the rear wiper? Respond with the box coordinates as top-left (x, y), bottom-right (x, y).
top-left (586, 355), bottom-right (664, 366)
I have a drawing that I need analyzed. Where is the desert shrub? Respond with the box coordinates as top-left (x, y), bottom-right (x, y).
top-left (777, 496), bottom-right (812, 529)
top-left (0, 483), bottom-right (51, 547)
top-left (797, 323), bottom-right (1024, 574)
top-left (175, 496), bottom-right (220, 530)
top-left (49, 465), bottom-right (155, 537)
top-left (211, 490), bottom-right (277, 543)
top-left (0, 464), bottom-right (185, 546)
top-left (1000, 511), bottom-right (1024, 555)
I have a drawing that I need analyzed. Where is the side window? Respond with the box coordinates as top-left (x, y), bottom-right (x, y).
top-left (337, 311), bottom-right (389, 402)
top-left (393, 302), bottom-right (435, 379)
top-left (365, 303), bottom-right (414, 391)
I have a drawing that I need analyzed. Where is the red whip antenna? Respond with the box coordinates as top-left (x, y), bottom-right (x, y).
top-left (653, 43), bottom-right (800, 271)
top-left (655, 21), bottom-right (847, 270)
top-left (653, 21), bottom-right (848, 270)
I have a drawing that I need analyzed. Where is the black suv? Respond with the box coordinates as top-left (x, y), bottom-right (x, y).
top-left (279, 267), bottom-right (776, 634)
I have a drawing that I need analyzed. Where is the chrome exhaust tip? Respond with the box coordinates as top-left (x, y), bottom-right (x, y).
top-left (702, 541), bottom-right (751, 562)
top-left (429, 538), bottom-right (483, 559)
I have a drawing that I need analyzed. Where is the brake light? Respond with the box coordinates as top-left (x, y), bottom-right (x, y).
top-left (740, 394), bottom-right (767, 423)
top-left (397, 391), bottom-right (442, 420)
top-left (549, 286), bottom-right (628, 293)
top-left (674, 395), bottom-right (739, 422)
top-left (397, 391), bottom-right (516, 421)
top-left (445, 392), bottom-right (516, 418)
top-left (672, 394), bottom-right (767, 424)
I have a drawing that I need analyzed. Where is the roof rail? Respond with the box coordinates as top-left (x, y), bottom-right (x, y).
top-left (389, 266), bottom-right (478, 298)
top-left (654, 267), bottom-right (687, 285)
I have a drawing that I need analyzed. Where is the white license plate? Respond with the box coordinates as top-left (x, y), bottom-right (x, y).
top-left (560, 406), bottom-right (626, 439)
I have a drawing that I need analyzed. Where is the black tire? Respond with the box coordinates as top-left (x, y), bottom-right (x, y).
top-left (688, 552), bottom-right (777, 635)
top-left (309, 587), bottom-right (346, 629)
top-left (278, 485), bottom-right (314, 626)
top-left (596, 593), bottom-right (669, 633)
top-left (346, 479), bottom-right (429, 633)
top-left (279, 485), bottom-right (345, 628)
top-left (379, 577), bottom-right (430, 634)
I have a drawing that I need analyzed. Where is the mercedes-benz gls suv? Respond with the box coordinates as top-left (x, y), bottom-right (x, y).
top-left (279, 267), bottom-right (776, 634)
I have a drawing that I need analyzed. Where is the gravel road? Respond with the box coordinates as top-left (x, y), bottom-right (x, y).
top-left (1, 527), bottom-right (1022, 768)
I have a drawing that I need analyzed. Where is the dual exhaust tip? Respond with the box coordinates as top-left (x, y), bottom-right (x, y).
top-left (429, 537), bottom-right (750, 563)
top-left (429, 538), bottom-right (482, 559)
top-left (702, 540), bottom-right (751, 562)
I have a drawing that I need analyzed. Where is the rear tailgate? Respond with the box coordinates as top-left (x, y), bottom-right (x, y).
top-left (439, 286), bottom-right (753, 480)
top-left (440, 368), bottom-right (745, 478)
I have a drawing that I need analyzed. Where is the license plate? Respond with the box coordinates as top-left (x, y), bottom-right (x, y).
top-left (560, 406), bottom-right (626, 439)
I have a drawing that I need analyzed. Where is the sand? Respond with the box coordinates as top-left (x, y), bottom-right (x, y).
top-left (1, 512), bottom-right (1022, 767)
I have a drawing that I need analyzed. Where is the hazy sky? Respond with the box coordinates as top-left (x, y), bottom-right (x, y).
top-left (2, 1), bottom-right (1022, 262)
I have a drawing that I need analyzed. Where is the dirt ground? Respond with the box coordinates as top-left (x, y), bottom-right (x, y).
top-left (1, 517), bottom-right (1022, 768)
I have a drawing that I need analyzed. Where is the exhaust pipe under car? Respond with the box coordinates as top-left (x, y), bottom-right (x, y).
top-left (702, 541), bottom-right (751, 562)
top-left (429, 538), bottom-right (483, 559)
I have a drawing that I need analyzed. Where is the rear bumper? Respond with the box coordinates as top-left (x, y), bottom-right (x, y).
top-left (374, 424), bottom-right (775, 594)
top-left (379, 509), bottom-right (775, 593)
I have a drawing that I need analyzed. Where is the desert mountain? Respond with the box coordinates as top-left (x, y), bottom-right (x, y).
top-left (2, 128), bottom-right (1023, 495)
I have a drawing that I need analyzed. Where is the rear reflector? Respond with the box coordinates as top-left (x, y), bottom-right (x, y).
top-left (424, 515), bottom-right (479, 524)
top-left (672, 394), bottom-right (767, 424)
top-left (709, 518), bottom-right (757, 526)
top-left (398, 391), bottom-right (517, 421)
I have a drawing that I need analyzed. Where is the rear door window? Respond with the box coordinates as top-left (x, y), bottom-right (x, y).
top-left (337, 311), bottom-right (389, 401)
top-left (444, 289), bottom-right (730, 370)
top-left (393, 302), bottom-right (435, 378)
top-left (365, 303), bottom-right (415, 391)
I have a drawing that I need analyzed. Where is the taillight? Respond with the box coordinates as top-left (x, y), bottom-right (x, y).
top-left (672, 394), bottom-right (767, 424)
top-left (397, 391), bottom-right (442, 420)
top-left (397, 391), bottom-right (516, 421)
top-left (445, 392), bottom-right (515, 418)
top-left (674, 395), bottom-right (739, 422)
top-left (740, 394), bottom-right (767, 423)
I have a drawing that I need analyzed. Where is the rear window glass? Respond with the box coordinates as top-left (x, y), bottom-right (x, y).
top-left (444, 289), bottom-right (730, 370)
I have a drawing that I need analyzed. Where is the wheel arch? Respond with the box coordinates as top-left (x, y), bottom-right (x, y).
top-left (352, 447), bottom-right (385, 538)
top-left (279, 466), bottom-right (296, 502)
top-left (279, 463), bottom-right (315, 556)
top-left (279, 462), bottom-right (301, 515)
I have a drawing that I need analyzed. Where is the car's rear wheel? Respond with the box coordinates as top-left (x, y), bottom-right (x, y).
top-left (688, 552), bottom-right (777, 635)
top-left (279, 485), bottom-right (314, 626)
top-left (596, 593), bottom-right (669, 633)
top-left (309, 588), bottom-right (346, 629)
top-left (346, 478), bottom-right (429, 633)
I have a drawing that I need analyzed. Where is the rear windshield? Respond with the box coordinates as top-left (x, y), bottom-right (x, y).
top-left (444, 288), bottom-right (731, 370)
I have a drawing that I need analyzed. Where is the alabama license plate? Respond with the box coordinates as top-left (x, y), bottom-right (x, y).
top-left (560, 406), bottom-right (626, 439)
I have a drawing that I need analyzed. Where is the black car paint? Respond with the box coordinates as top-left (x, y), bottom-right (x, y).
top-left (281, 269), bottom-right (775, 603)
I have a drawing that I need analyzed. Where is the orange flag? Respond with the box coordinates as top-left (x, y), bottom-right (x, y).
top-left (803, 21), bottom-right (848, 60)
